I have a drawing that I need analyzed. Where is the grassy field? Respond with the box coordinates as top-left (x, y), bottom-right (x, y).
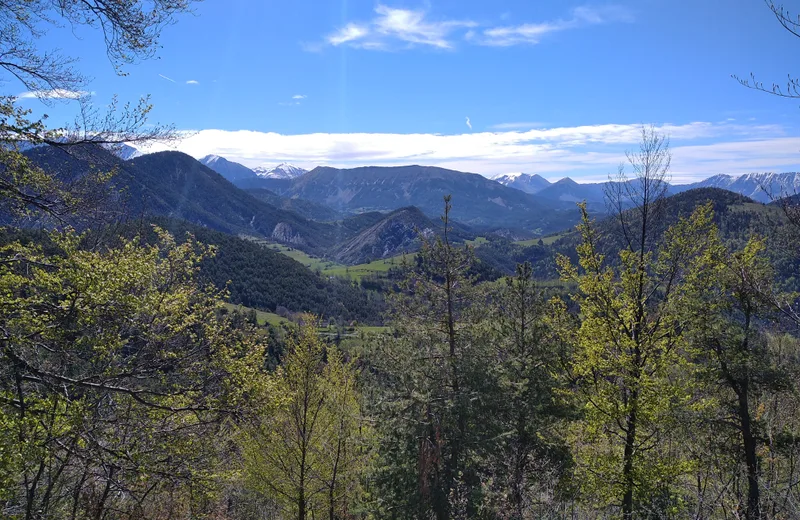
top-left (255, 240), bottom-right (401, 281)
top-left (515, 232), bottom-right (569, 247)
top-left (465, 236), bottom-right (489, 247)
top-left (223, 303), bottom-right (390, 334)
top-left (264, 243), bottom-right (346, 272)
top-left (321, 255), bottom-right (408, 280)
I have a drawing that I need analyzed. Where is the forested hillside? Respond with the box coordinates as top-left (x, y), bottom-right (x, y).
top-left (475, 187), bottom-right (800, 290)
top-left (115, 218), bottom-right (386, 324)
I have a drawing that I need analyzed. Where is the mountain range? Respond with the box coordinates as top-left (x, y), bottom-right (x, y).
top-left (22, 146), bottom-right (479, 264)
top-left (493, 171), bottom-right (800, 204)
top-left (21, 145), bottom-right (800, 270)
top-left (193, 152), bottom-right (799, 207)
top-left (197, 155), bottom-right (307, 182)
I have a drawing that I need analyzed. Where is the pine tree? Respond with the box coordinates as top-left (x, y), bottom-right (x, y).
top-left (368, 196), bottom-right (492, 519)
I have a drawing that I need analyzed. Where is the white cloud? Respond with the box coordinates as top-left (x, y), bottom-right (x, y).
top-left (465, 117), bottom-right (472, 130)
top-left (158, 74), bottom-right (176, 83)
top-left (479, 5), bottom-right (633, 46)
top-left (280, 94), bottom-right (307, 106)
top-left (17, 89), bottom-right (89, 100)
top-left (322, 4), bottom-right (631, 51)
top-left (131, 121), bottom-right (800, 182)
top-left (326, 4), bottom-right (476, 50)
top-left (186, 79), bottom-right (199, 85)
top-left (328, 23), bottom-right (371, 45)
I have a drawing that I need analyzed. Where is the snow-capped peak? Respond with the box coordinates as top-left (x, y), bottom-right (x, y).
top-left (106, 143), bottom-right (144, 161)
top-left (201, 154), bottom-right (222, 165)
top-left (493, 172), bottom-right (524, 180)
top-left (254, 163), bottom-right (308, 179)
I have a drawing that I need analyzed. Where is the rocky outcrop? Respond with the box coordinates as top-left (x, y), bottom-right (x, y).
top-left (271, 222), bottom-right (305, 245)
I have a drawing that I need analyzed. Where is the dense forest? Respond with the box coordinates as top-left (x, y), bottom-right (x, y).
top-left (3, 1), bottom-right (800, 520)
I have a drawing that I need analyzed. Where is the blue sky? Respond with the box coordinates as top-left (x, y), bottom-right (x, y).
top-left (9, 0), bottom-right (800, 181)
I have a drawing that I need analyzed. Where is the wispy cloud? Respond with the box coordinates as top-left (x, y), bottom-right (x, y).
top-left (465, 117), bottom-right (472, 130)
top-left (186, 79), bottom-right (199, 85)
top-left (158, 74), bottom-right (176, 83)
top-left (17, 89), bottom-right (89, 100)
top-left (326, 4), bottom-right (476, 50)
top-left (478, 5), bottom-right (633, 46)
top-left (280, 94), bottom-right (307, 106)
top-left (322, 4), bottom-right (631, 51)
top-left (328, 23), bottom-right (371, 45)
top-left (131, 121), bottom-right (798, 182)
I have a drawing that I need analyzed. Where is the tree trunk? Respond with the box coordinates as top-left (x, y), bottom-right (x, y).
top-left (622, 391), bottom-right (638, 520)
top-left (738, 381), bottom-right (761, 520)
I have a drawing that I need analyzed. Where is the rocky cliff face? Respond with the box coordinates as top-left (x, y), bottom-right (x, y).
top-left (271, 222), bottom-right (305, 245)
top-left (332, 207), bottom-right (434, 264)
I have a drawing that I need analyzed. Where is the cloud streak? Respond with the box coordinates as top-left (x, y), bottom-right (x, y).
top-left (186, 79), bottom-right (199, 85)
top-left (131, 121), bottom-right (799, 182)
top-left (158, 74), bottom-right (176, 83)
top-left (477, 5), bottom-right (633, 47)
top-left (326, 4), bottom-right (476, 50)
top-left (17, 89), bottom-right (89, 100)
top-left (323, 4), bottom-right (632, 50)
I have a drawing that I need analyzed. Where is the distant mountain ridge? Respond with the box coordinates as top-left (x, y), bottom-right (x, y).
top-left (254, 163), bottom-right (307, 179)
top-left (493, 173), bottom-right (552, 194)
top-left (495, 171), bottom-right (800, 204)
top-left (268, 164), bottom-right (579, 233)
top-left (678, 172), bottom-right (800, 202)
top-left (199, 154), bottom-right (257, 181)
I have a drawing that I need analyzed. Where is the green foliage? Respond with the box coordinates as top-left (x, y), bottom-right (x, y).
top-left (0, 98), bottom-right (113, 221)
top-left (557, 203), bottom-right (720, 516)
top-left (367, 197), bottom-right (492, 519)
top-left (239, 318), bottom-right (373, 520)
top-left (480, 262), bottom-right (574, 518)
top-left (0, 226), bottom-right (265, 518)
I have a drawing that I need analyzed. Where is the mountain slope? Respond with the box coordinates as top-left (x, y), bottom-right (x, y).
top-left (246, 188), bottom-right (344, 221)
top-left (284, 165), bottom-right (576, 232)
top-left (199, 155), bottom-right (257, 182)
top-left (23, 145), bottom-right (354, 253)
top-left (473, 187), bottom-right (798, 292)
top-left (494, 173), bottom-right (551, 194)
top-left (232, 176), bottom-right (294, 193)
top-left (331, 206), bottom-right (436, 264)
top-left (535, 177), bottom-right (608, 204)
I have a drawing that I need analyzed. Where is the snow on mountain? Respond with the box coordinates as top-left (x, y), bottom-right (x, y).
top-left (493, 172), bottom-right (552, 194)
top-left (199, 155), bottom-right (256, 181)
top-left (494, 171), bottom-right (800, 205)
top-left (254, 163), bottom-right (308, 179)
top-left (104, 143), bottom-right (143, 161)
top-left (201, 154), bottom-right (222, 165)
top-left (676, 172), bottom-right (800, 203)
